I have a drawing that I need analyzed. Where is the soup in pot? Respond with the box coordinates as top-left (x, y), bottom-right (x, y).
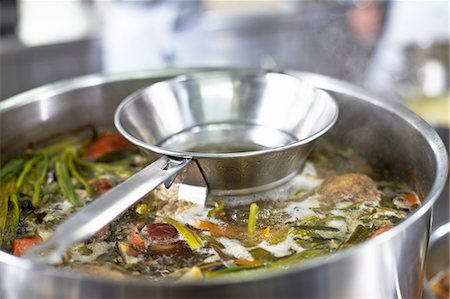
top-left (0, 128), bottom-right (420, 281)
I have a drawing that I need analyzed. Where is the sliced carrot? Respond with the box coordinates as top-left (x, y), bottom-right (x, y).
top-left (127, 226), bottom-right (146, 253)
top-left (86, 133), bottom-right (133, 160)
top-left (403, 193), bottom-right (420, 207)
top-left (195, 220), bottom-right (287, 244)
top-left (369, 226), bottom-right (393, 239)
top-left (11, 235), bottom-right (43, 257)
top-left (262, 226), bottom-right (271, 238)
top-left (234, 259), bottom-right (260, 266)
top-left (194, 219), bottom-right (247, 239)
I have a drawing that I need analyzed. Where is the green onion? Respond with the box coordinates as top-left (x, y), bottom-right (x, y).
top-left (204, 263), bottom-right (263, 278)
top-left (164, 217), bottom-right (202, 250)
top-left (55, 158), bottom-right (82, 207)
top-left (249, 248), bottom-right (277, 262)
top-left (75, 157), bottom-right (133, 179)
top-left (66, 151), bottom-right (93, 196)
top-left (16, 155), bottom-right (42, 188)
top-left (9, 193), bottom-right (19, 227)
top-left (268, 248), bottom-right (330, 269)
top-left (31, 154), bottom-right (48, 208)
top-left (0, 181), bottom-right (15, 246)
top-left (247, 203), bottom-right (259, 235)
top-left (0, 191), bottom-right (9, 246)
top-left (37, 138), bottom-right (80, 156)
top-left (0, 159), bottom-right (24, 185)
top-left (338, 224), bottom-right (375, 250)
top-left (207, 200), bottom-right (225, 218)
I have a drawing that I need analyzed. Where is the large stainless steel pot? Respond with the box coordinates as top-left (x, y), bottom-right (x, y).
top-left (0, 68), bottom-right (447, 299)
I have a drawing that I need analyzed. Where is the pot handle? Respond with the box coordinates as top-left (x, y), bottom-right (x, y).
top-left (24, 156), bottom-right (191, 264)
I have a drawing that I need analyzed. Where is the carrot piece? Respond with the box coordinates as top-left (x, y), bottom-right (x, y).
top-left (403, 193), bottom-right (420, 207)
top-left (262, 226), bottom-right (271, 238)
top-left (369, 226), bottom-right (393, 239)
top-left (127, 226), bottom-right (146, 252)
top-left (234, 259), bottom-right (260, 266)
top-left (11, 235), bottom-right (43, 257)
top-left (194, 219), bottom-right (247, 239)
top-left (86, 133), bottom-right (133, 160)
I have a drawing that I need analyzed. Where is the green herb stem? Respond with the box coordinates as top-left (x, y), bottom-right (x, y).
top-left (55, 159), bottom-right (82, 207)
top-left (248, 203), bottom-right (259, 235)
top-left (0, 159), bottom-right (24, 185)
top-left (16, 155), bottom-right (42, 188)
top-left (66, 151), bottom-right (93, 196)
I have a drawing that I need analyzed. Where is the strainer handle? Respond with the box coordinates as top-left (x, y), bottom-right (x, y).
top-left (25, 156), bottom-right (191, 264)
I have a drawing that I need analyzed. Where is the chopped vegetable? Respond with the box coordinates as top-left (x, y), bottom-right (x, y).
top-left (86, 133), bottom-right (132, 160)
top-left (262, 226), bottom-right (271, 238)
top-left (178, 266), bottom-right (203, 281)
top-left (338, 224), bottom-right (375, 250)
top-left (234, 259), bottom-right (261, 266)
top-left (16, 155), bottom-right (42, 188)
top-left (205, 263), bottom-right (263, 278)
top-left (31, 154), bottom-right (48, 207)
top-left (268, 248), bottom-right (330, 269)
top-left (0, 159), bottom-right (24, 185)
top-left (0, 132), bottom-right (419, 281)
top-left (127, 226), bottom-right (146, 253)
top-left (207, 200), bottom-right (225, 219)
top-left (248, 203), bottom-right (259, 235)
top-left (0, 185), bottom-right (10, 247)
top-left (402, 193), bottom-right (420, 207)
top-left (11, 235), bottom-right (43, 257)
top-left (368, 226), bottom-right (392, 239)
top-left (249, 248), bottom-right (277, 262)
top-left (164, 218), bottom-right (203, 250)
top-left (55, 158), bottom-right (82, 207)
top-left (66, 150), bottom-right (93, 196)
top-left (194, 219), bottom-right (247, 239)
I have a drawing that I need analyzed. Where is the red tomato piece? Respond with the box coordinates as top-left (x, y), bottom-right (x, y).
top-left (86, 133), bottom-right (132, 160)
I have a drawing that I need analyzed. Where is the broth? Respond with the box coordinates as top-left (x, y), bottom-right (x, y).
top-left (0, 129), bottom-right (420, 281)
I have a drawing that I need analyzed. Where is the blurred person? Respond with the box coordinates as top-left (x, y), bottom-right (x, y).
top-left (101, 0), bottom-right (202, 72)
top-left (364, 0), bottom-right (449, 101)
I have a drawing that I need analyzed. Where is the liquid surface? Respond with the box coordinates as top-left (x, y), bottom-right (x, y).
top-left (158, 122), bottom-right (296, 153)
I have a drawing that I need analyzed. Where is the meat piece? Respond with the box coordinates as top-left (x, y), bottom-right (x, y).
top-left (127, 223), bottom-right (187, 256)
top-left (141, 223), bottom-right (179, 245)
top-left (319, 173), bottom-right (380, 204)
top-left (141, 223), bottom-right (188, 255)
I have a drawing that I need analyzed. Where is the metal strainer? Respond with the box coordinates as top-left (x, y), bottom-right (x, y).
top-left (26, 71), bottom-right (338, 263)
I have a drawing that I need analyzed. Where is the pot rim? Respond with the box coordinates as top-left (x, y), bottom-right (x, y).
top-left (0, 67), bottom-right (447, 288)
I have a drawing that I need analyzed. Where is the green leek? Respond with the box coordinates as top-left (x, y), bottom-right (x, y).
top-left (247, 203), bottom-right (259, 235)
top-left (164, 217), bottom-right (202, 250)
top-left (55, 158), bottom-right (82, 207)
top-left (0, 159), bottom-right (24, 185)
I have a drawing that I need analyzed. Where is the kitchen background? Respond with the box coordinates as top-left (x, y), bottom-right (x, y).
top-left (0, 0), bottom-right (448, 224)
